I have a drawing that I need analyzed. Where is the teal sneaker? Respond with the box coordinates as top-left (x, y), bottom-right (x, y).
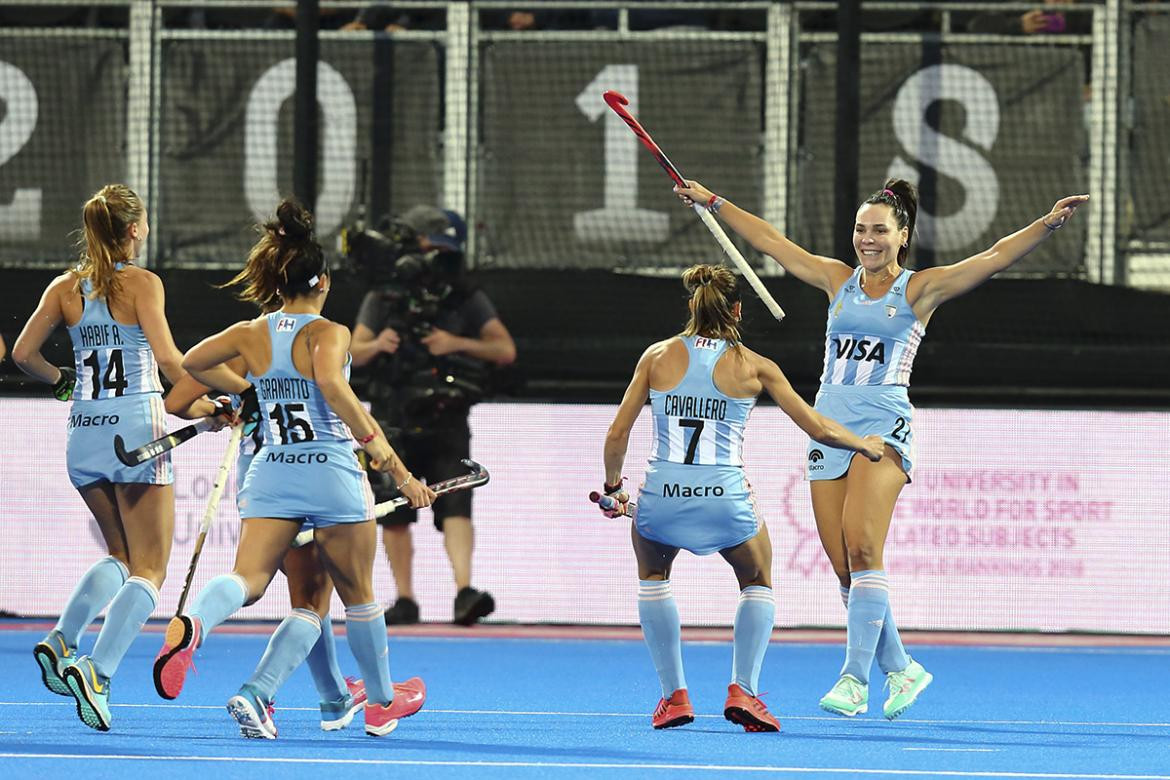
top-left (883, 658), bottom-right (933, 720)
top-left (63, 656), bottom-right (112, 731)
top-left (320, 677), bottom-right (366, 731)
top-left (227, 685), bottom-right (277, 740)
top-left (33, 630), bottom-right (75, 697)
top-left (819, 674), bottom-right (868, 717)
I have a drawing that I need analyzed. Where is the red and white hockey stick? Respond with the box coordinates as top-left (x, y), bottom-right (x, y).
top-left (602, 90), bottom-right (786, 323)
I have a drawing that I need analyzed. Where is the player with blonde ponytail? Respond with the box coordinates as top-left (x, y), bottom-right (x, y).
top-left (12, 184), bottom-right (228, 731)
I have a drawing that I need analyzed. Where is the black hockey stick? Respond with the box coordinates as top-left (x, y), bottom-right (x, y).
top-left (113, 417), bottom-right (217, 467)
top-left (291, 458), bottom-right (491, 547)
top-left (374, 458), bottom-right (490, 518)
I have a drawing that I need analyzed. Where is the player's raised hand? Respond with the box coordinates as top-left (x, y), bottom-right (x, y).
top-left (673, 180), bottom-right (715, 209)
top-left (1043, 195), bottom-right (1089, 230)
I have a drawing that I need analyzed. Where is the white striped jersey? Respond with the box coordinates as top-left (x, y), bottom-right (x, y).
top-left (66, 277), bottom-right (164, 400)
top-left (820, 267), bottom-right (925, 387)
top-left (649, 336), bottom-right (756, 467)
top-left (247, 312), bottom-right (354, 446)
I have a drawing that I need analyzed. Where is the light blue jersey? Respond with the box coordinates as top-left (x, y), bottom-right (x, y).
top-left (238, 312), bottom-right (373, 527)
top-left (820, 267), bottom-right (924, 387)
top-left (649, 336), bottom-right (756, 467)
top-left (250, 312), bottom-right (353, 447)
top-left (636, 336), bottom-right (761, 556)
top-left (67, 278), bottom-right (164, 400)
top-left (64, 275), bottom-right (171, 487)
top-left (809, 268), bottom-right (922, 480)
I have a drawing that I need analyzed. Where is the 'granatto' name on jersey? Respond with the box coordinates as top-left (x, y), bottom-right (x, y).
top-left (68, 413), bottom-right (120, 428)
top-left (663, 394), bottom-right (727, 421)
top-left (257, 376), bottom-right (311, 401)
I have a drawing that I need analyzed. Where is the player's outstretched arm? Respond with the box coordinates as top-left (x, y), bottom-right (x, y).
top-left (911, 194), bottom-right (1089, 318)
top-left (754, 352), bottom-right (883, 461)
top-left (674, 180), bottom-right (852, 298)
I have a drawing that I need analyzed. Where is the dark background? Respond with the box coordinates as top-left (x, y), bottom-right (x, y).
top-left (4, 268), bottom-right (1168, 408)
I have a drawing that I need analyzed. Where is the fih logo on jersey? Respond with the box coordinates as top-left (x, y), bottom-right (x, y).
top-left (808, 449), bottom-right (825, 472)
top-left (276, 317), bottom-right (296, 332)
top-left (694, 336), bottom-right (720, 351)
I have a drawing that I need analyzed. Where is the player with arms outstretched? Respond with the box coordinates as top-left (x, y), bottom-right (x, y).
top-left (675, 178), bottom-right (1087, 718)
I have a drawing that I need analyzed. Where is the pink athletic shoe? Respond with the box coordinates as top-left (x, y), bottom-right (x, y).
top-left (364, 676), bottom-right (427, 736)
top-left (153, 615), bottom-right (201, 700)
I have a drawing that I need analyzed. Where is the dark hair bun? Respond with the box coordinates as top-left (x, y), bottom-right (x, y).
top-left (275, 199), bottom-right (313, 240)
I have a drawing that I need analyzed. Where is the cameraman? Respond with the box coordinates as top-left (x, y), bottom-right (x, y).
top-left (350, 205), bottom-right (516, 626)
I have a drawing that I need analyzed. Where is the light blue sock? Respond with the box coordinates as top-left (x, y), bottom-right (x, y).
top-left (731, 586), bottom-right (775, 696)
top-left (344, 603), bottom-right (393, 706)
top-left (189, 573), bottom-right (249, 639)
top-left (244, 608), bottom-right (322, 702)
top-left (55, 556), bottom-right (129, 650)
top-left (841, 570), bottom-right (889, 685)
top-left (637, 580), bottom-right (686, 697)
top-left (306, 613), bottom-right (348, 703)
top-left (840, 584), bottom-right (909, 675)
top-left (90, 576), bottom-right (159, 679)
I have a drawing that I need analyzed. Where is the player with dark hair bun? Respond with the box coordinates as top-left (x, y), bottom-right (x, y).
top-left (600, 263), bottom-right (883, 732)
top-left (675, 178), bottom-right (1087, 720)
top-left (151, 199), bottom-right (436, 738)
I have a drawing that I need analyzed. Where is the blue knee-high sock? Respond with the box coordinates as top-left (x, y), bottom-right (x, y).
top-left (90, 576), bottom-right (159, 679)
top-left (305, 613), bottom-right (348, 703)
top-left (189, 574), bottom-right (249, 640)
top-left (345, 603), bottom-right (393, 706)
top-left (840, 583), bottom-right (909, 675)
top-left (637, 580), bottom-right (686, 697)
top-left (732, 586), bottom-right (775, 696)
top-left (244, 608), bottom-right (322, 702)
top-left (55, 556), bottom-right (129, 650)
top-left (841, 570), bottom-right (890, 685)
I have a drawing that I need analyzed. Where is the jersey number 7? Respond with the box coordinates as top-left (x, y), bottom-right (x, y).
top-left (679, 418), bottom-right (705, 465)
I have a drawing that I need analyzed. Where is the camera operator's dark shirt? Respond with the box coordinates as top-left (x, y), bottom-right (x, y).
top-left (355, 286), bottom-right (500, 434)
top-left (355, 287), bottom-right (498, 347)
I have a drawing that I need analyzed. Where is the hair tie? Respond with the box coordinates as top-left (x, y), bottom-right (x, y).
top-left (882, 188), bottom-right (896, 200)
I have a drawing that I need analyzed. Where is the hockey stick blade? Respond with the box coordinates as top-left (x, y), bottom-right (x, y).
top-left (373, 458), bottom-right (490, 519)
top-left (113, 417), bottom-right (216, 467)
top-left (603, 89), bottom-right (786, 323)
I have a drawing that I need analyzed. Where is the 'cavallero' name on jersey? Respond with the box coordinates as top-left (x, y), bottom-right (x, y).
top-left (662, 393), bottom-right (727, 421)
